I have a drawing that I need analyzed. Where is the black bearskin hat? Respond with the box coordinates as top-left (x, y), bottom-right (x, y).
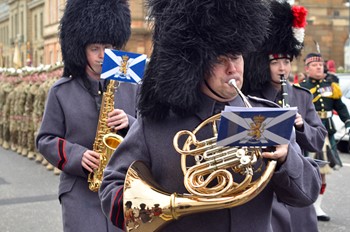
top-left (139, 0), bottom-right (272, 121)
top-left (242, 0), bottom-right (308, 94)
top-left (59, 0), bottom-right (131, 78)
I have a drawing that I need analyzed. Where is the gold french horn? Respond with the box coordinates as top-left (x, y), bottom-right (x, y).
top-left (123, 79), bottom-right (277, 231)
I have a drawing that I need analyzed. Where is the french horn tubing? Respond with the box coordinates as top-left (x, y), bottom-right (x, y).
top-left (123, 79), bottom-right (277, 232)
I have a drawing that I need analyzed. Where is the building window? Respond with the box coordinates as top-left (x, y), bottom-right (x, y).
top-left (40, 12), bottom-right (43, 38)
top-left (334, 10), bottom-right (340, 17)
top-left (50, 50), bottom-right (53, 64)
top-left (35, 51), bottom-right (37, 66)
top-left (11, 15), bottom-right (14, 38)
top-left (21, 11), bottom-right (24, 35)
top-left (34, 14), bottom-right (37, 40)
top-left (15, 13), bottom-right (18, 36)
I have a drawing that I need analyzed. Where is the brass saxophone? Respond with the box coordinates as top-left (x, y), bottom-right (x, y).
top-left (88, 80), bottom-right (123, 192)
top-left (122, 79), bottom-right (276, 231)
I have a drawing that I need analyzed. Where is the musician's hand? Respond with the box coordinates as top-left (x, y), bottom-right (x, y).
top-left (262, 144), bottom-right (288, 165)
top-left (81, 150), bottom-right (100, 172)
top-left (107, 109), bottom-right (129, 131)
top-left (294, 113), bottom-right (304, 130)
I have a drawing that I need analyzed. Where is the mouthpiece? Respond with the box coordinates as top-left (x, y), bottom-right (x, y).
top-left (228, 79), bottom-right (237, 87)
top-left (228, 78), bottom-right (252, 108)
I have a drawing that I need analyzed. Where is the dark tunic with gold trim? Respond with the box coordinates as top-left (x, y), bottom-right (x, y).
top-left (300, 77), bottom-right (350, 168)
top-left (300, 78), bottom-right (350, 134)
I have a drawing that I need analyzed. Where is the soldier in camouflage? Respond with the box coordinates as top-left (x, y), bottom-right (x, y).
top-left (25, 67), bottom-right (40, 159)
top-left (1, 69), bottom-right (14, 150)
top-left (14, 69), bottom-right (27, 155)
top-left (8, 70), bottom-right (22, 152)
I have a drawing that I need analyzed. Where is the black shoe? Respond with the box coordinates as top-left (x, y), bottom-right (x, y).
top-left (317, 215), bottom-right (331, 221)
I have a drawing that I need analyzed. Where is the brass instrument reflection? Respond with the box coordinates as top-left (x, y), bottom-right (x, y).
top-left (124, 200), bottom-right (165, 231)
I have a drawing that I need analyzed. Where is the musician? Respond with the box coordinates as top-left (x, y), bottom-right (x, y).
top-left (99, 1), bottom-right (321, 231)
top-left (36, 1), bottom-right (137, 231)
top-left (300, 52), bottom-right (350, 221)
top-left (242, 1), bottom-right (326, 231)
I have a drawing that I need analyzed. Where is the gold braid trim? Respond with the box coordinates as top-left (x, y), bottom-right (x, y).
top-left (331, 82), bottom-right (342, 99)
top-left (312, 94), bottom-right (321, 103)
top-left (309, 86), bottom-right (317, 94)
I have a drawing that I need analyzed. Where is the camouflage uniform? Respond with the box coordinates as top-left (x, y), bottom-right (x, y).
top-left (13, 78), bottom-right (25, 154)
top-left (1, 73), bottom-right (14, 149)
top-left (20, 74), bottom-right (32, 156)
top-left (33, 68), bottom-right (48, 164)
top-left (25, 74), bottom-right (39, 159)
top-left (8, 75), bottom-right (20, 151)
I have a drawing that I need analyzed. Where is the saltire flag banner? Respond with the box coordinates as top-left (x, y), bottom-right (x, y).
top-left (217, 106), bottom-right (297, 147)
top-left (101, 49), bottom-right (147, 83)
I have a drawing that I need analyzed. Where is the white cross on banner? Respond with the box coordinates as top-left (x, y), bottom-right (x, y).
top-left (101, 49), bottom-right (147, 84)
top-left (217, 106), bottom-right (297, 147)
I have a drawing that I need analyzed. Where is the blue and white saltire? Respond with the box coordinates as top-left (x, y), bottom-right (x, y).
top-left (217, 107), bottom-right (297, 147)
top-left (101, 49), bottom-right (147, 84)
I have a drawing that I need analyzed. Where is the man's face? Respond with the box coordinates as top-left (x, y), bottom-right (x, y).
top-left (85, 43), bottom-right (114, 79)
top-left (203, 54), bottom-right (244, 101)
top-left (305, 61), bottom-right (324, 80)
top-left (269, 58), bottom-right (291, 85)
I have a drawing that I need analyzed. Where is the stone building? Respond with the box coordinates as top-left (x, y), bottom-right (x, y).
top-left (0, 0), bottom-right (152, 68)
top-left (295, 0), bottom-right (350, 73)
top-left (0, 0), bottom-right (350, 73)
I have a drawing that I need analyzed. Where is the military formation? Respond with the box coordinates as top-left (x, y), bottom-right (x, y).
top-left (0, 63), bottom-right (63, 175)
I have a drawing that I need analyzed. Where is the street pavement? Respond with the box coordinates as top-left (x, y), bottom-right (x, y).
top-left (0, 147), bottom-right (61, 232)
top-left (0, 146), bottom-right (349, 232)
top-left (318, 152), bottom-right (350, 232)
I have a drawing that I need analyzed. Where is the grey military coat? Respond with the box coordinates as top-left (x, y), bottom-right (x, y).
top-left (36, 76), bottom-right (138, 232)
top-left (100, 93), bottom-right (321, 232)
top-left (250, 82), bottom-right (327, 232)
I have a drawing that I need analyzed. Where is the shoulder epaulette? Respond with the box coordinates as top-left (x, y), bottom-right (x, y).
top-left (292, 83), bottom-right (312, 94)
top-left (331, 82), bottom-right (342, 99)
top-left (247, 95), bottom-right (280, 108)
top-left (51, 76), bottom-right (72, 88)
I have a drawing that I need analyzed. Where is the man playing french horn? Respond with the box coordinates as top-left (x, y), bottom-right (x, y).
top-left (99, 0), bottom-right (322, 231)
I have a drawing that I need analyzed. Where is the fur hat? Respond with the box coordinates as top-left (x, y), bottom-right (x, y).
top-left (139, 0), bottom-right (272, 121)
top-left (242, 0), bottom-right (308, 93)
top-left (59, 0), bottom-right (131, 78)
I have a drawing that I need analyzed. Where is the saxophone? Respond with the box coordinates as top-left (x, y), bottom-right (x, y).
top-left (88, 80), bottom-right (123, 192)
